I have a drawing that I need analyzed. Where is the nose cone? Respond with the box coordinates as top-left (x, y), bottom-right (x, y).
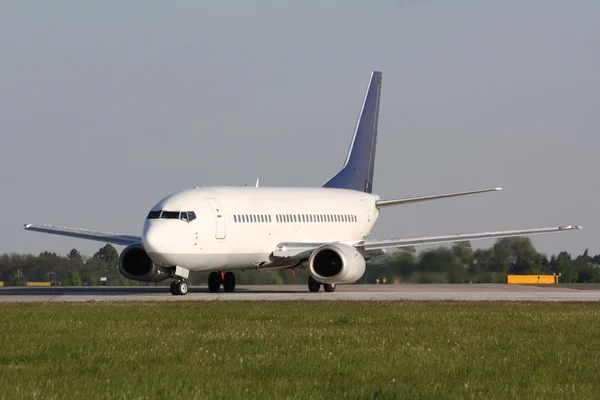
top-left (142, 221), bottom-right (174, 260)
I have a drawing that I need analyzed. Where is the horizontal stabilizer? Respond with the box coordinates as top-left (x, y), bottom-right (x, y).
top-left (23, 224), bottom-right (140, 246)
top-left (376, 187), bottom-right (502, 208)
top-left (360, 225), bottom-right (582, 251)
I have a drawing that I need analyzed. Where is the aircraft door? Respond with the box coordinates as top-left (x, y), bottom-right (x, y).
top-left (205, 198), bottom-right (226, 239)
top-left (360, 199), bottom-right (370, 226)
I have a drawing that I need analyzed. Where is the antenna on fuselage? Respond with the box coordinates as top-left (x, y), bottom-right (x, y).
top-left (255, 178), bottom-right (260, 188)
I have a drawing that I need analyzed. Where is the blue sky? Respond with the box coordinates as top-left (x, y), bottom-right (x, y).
top-left (1, 0), bottom-right (598, 257)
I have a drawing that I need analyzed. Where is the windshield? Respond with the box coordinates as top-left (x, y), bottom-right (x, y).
top-left (146, 210), bottom-right (197, 222)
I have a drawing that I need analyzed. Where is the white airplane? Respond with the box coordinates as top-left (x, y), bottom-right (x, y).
top-left (24, 71), bottom-right (582, 295)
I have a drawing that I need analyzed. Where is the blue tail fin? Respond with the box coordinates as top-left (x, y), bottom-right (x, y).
top-left (322, 71), bottom-right (382, 193)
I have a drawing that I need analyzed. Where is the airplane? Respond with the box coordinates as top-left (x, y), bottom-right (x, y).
top-left (24, 71), bottom-right (582, 295)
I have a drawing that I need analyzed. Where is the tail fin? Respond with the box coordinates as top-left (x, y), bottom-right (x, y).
top-left (322, 71), bottom-right (382, 193)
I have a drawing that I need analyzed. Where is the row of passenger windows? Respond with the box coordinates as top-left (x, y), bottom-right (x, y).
top-left (233, 213), bottom-right (357, 223)
top-left (146, 210), bottom-right (197, 222)
top-left (234, 214), bottom-right (272, 223)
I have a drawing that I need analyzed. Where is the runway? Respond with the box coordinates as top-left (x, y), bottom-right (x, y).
top-left (2, 284), bottom-right (600, 302)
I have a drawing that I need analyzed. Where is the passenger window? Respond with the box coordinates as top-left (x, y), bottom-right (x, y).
top-left (268, 215), bottom-right (271, 222)
top-left (188, 211), bottom-right (196, 222)
top-left (233, 215), bottom-right (237, 223)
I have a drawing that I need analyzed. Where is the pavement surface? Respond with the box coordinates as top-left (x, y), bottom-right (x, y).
top-left (2, 284), bottom-right (600, 302)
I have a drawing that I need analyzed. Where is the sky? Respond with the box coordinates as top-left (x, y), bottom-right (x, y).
top-left (1, 0), bottom-right (598, 258)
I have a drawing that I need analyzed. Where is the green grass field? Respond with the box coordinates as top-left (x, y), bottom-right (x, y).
top-left (1, 301), bottom-right (600, 399)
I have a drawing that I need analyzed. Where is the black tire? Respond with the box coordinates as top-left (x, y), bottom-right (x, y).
top-left (324, 283), bottom-right (336, 293)
top-left (208, 272), bottom-right (221, 293)
top-left (177, 281), bottom-right (188, 295)
top-left (223, 272), bottom-right (236, 293)
top-left (308, 276), bottom-right (321, 293)
top-left (170, 281), bottom-right (178, 296)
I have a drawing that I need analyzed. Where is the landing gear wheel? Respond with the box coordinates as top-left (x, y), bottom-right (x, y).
top-left (324, 283), bottom-right (336, 293)
top-left (308, 276), bottom-right (321, 293)
top-left (208, 272), bottom-right (221, 293)
top-left (223, 272), bottom-right (236, 293)
top-left (170, 281), bottom-right (178, 296)
top-left (177, 281), bottom-right (188, 296)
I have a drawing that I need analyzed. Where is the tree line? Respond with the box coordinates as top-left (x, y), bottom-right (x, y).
top-left (1, 238), bottom-right (598, 286)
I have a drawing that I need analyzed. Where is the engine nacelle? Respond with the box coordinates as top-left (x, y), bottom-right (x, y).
top-left (118, 243), bottom-right (171, 282)
top-left (308, 243), bottom-right (366, 284)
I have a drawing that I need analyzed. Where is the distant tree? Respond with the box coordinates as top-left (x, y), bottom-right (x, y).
top-left (5, 270), bottom-right (25, 286)
top-left (93, 244), bottom-right (119, 267)
top-left (67, 248), bottom-right (82, 264)
top-left (452, 245), bottom-right (474, 266)
top-left (61, 271), bottom-right (82, 286)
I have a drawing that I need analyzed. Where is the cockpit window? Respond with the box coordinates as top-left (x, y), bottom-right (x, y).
top-left (148, 210), bottom-right (196, 222)
top-left (147, 211), bottom-right (161, 219)
top-left (161, 211), bottom-right (179, 219)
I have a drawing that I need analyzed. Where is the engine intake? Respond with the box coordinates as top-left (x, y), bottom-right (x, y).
top-left (308, 243), bottom-right (366, 284)
top-left (118, 243), bottom-right (171, 282)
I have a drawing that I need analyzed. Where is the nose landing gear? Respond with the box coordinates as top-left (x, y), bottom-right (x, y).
top-left (170, 280), bottom-right (188, 296)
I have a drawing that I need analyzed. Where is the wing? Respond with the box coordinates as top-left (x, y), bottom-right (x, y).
top-left (270, 225), bottom-right (582, 265)
top-left (23, 224), bottom-right (141, 246)
top-left (359, 225), bottom-right (582, 252)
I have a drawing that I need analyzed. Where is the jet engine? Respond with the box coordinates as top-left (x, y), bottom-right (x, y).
top-left (118, 243), bottom-right (171, 282)
top-left (308, 243), bottom-right (366, 284)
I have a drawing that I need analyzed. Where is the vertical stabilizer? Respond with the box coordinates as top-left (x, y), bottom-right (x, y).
top-left (322, 71), bottom-right (382, 193)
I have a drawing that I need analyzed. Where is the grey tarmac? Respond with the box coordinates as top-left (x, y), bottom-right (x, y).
top-left (2, 284), bottom-right (600, 302)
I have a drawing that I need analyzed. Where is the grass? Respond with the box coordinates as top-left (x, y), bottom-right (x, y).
top-left (1, 301), bottom-right (600, 399)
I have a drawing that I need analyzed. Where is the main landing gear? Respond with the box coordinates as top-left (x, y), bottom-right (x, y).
top-left (208, 271), bottom-right (236, 293)
top-left (170, 280), bottom-right (188, 296)
top-left (308, 276), bottom-right (336, 293)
